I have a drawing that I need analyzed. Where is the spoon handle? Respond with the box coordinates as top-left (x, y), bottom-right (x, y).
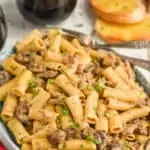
top-left (116, 53), bottom-right (150, 71)
top-left (92, 40), bottom-right (150, 49)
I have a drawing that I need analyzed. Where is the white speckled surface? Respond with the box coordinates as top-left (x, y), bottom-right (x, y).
top-left (0, 0), bottom-right (150, 149)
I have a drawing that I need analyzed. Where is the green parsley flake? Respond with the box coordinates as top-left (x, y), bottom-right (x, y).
top-left (91, 57), bottom-right (99, 64)
top-left (80, 144), bottom-right (84, 149)
top-left (32, 88), bottom-right (40, 98)
top-left (123, 140), bottom-right (130, 149)
top-left (86, 84), bottom-right (91, 90)
top-left (47, 79), bottom-right (54, 84)
top-left (94, 83), bottom-right (106, 94)
top-left (60, 143), bottom-right (66, 149)
top-left (70, 121), bottom-right (80, 129)
top-left (86, 135), bottom-right (101, 145)
top-left (92, 57), bottom-right (104, 64)
top-left (62, 107), bottom-right (69, 116)
top-left (104, 111), bottom-right (108, 118)
top-left (29, 80), bottom-right (38, 89)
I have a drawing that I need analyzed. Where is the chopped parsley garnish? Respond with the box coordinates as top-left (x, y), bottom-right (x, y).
top-left (91, 57), bottom-right (99, 64)
top-left (60, 143), bottom-right (66, 149)
top-left (91, 57), bottom-right (104, 64)
top-left (85, 135), bottom-right (101, 145)
top-left (86, 84), bottom-right (92, 90)
top-left (29, 80), bottom-right (38, 89)
top-left (123, 140), bottom-right (130, 149)
top-left (70, 121), bottom-right (80, 129)
top-left (47, 79), bottom-right (54, 84)
top-left (80, 144), bottom-right (84, 149)
top-left (94, 83), bottom-right (106, 94)
top-left (61, 107), bottom-right (69, 116)
top-left (104, 111), bottom-right (108, 118)
top-left (32, 88), bottom-right (40, 98)
top-left (29, 80), bottom-right (39, 98)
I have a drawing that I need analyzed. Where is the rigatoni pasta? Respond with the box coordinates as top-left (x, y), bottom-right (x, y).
top-left (29, 88), bottom-right (50, 120)
top-left (1, 93), bottom-right (18, 121)
top-left (32, 138), bottom-right (52, 150)
top-left (85, 91), bottom-right (98, 124)
top-left (16, 29), bottom-right (42, 52)
top-left (12, 70), bottom-right (32, 96)
top-left (55, 74), bottom-right (84, 97)
top-left (2, 56), bottom-right (26, 76)
top-left (21, 143), bottom-right (32, 150)
top-left (106, 98), bottom-right (135, 111)
top-left (0, 29), bottom-right (150, 150)
top-left (59, 140), bottom-right (96, 150)
top-left (17, 38), bottom-right (45, 52)
top-left (0, 78), bottom-right (16, 100)
top-left (102, 67), bottom-right (129, 89)
top-left (95, 116), bottom-right (108, 132)
top-left (104, 87), bottom-right (138, 103)
top-left (120, 107), bottom-right (150, 124)
top-left (65, 96), bottom-right (83, 125)
top-left (7, 118), bottom-right (30, 144)
top-left (108, 110), bottom-right (123, 134)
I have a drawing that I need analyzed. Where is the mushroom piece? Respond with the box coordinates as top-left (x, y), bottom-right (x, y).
top-left (47, 130), bottom-right (66, 146)
top-left (36, 70), bottom-right (59, 79)
top-left (35, 78), bottom-right (46, 88)
top-left (64, 128), bottom-right (82, 140)
top-left (27, 61), bottom-right (45, 73)
top-left (84, 64), bottom-right (96, 73)
top-left (0, 70), bottom-right (12, 86)
top-left (48, 92), bottom-right (66, 105)
top-left (76, 64), bottom-right (85, 74)
top-left (15, 101), bottom-right (30, 125)
top-left (82, 127), bottom-right (95, 138)
top-left (16, 51), bottom-right (36, 64)
top-left (95, 131), bottom-right (109, 150)
top-left (48, 98), bottom-right (65, 105)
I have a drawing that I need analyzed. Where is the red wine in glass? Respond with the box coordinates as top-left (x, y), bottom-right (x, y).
top-left (17, 0), bottom-right (77, 24)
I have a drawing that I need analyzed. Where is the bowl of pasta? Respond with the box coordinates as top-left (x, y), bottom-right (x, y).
top-left (0, 29), bottom-right (150, 150)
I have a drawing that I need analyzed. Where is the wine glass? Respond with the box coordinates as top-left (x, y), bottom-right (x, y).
top-left (17, 0), bottom-right (77, 25)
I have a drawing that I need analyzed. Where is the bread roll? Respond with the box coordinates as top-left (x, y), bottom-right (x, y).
top-left (90, 0), bottom-right (146, 24)
top-left (95, 15), bottom-right (150, 43)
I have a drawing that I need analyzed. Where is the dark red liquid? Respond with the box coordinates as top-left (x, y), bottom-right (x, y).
top-left (18, 0), bottom-right (77, 23)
